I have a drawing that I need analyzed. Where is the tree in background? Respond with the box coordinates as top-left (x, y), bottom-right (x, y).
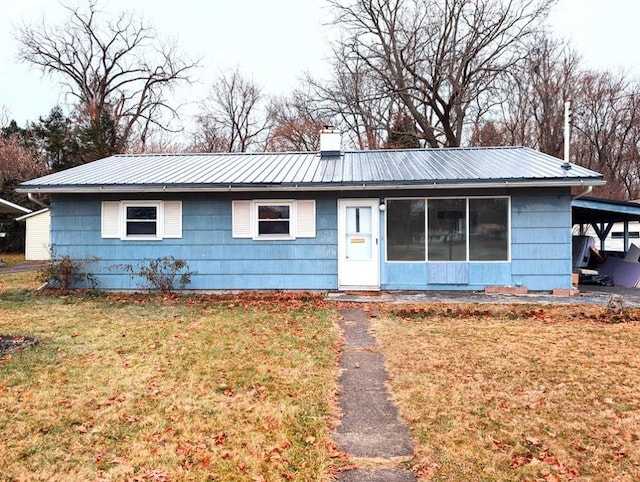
top-left (571, 71), bottom-right (640, 200)
top-left (266, 93), bottom-right (325, 152)
top-left (469, 33), bottom-right (581, 155)
top-left (0, 125), bottom-right (48, 252)
top-left (324, 0), bottom-right (554, 147)
top-left (305, 44), bottom-right (396, 149)
top-left (192, 69), bottom-right (272, 152)
top-left (16, 0), bottom-right (197, 157)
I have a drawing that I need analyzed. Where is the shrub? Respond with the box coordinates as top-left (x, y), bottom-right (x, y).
top-left (121, 256), bottom-right (196, 293)
top-left (37, 255), bottom-right (99, 292)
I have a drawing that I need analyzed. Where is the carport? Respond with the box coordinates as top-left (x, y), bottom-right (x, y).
top-left (572, 196), bottom-right (640, 252)
top-left (0, 197), bottom-right (30, 215)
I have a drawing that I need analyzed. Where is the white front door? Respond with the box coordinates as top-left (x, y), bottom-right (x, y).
top-left (338, 199), bottom-right (380, 290)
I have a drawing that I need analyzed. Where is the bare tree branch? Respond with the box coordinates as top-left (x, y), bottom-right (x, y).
top-left (15, 0), bottom-right (198, 154)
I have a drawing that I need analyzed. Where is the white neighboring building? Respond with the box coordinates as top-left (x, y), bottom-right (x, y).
top-left (16, 209), bottom-right (50, 260)
top-left (573, 221), bottom-right (640, 253)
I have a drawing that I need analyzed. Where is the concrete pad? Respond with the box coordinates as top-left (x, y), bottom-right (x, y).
top-left (337, 468), bottom-right (417, 482)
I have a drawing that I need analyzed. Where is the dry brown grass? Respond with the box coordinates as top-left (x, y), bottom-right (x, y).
top-left (0, 271), bottom-right (40, 292)
top-left (0, 288), bottom-right (340, 481)
top-left (372, 304), bottom-right (640, 481)
top-left (0, 253), bottom-right (26, 266)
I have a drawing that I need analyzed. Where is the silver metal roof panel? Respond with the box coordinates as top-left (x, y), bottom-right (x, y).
top-left (17, 146), bottom-right (605, 193)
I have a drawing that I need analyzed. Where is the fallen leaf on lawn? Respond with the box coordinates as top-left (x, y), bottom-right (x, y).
top-left (510, 452), bottom-right (532, 469)
top-left (525, 436), bottom-right (542, 446)
top-left (621, 430), bottom-right (633, 441)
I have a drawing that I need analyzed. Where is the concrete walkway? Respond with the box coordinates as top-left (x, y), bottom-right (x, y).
top-left (0, 261), bottom-right (45, 274)
top-left (334, 308), bottom-right (416, 482)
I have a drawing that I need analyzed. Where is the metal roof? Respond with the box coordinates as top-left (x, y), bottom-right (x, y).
top-left (17, 146), bottom-right (605, 193)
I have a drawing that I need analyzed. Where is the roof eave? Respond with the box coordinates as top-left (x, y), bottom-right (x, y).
top-left (17, 178), bottom-right (606, 194)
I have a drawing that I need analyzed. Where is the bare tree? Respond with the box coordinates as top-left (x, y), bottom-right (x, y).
top-left (306, 44), bottom-right (398, 149)
top-left (470, 33), bottom-right (581, 156)
top-left (266, 93), bottom-right (325, 151)
top-left (571, 71), bottom-right (640, 199)
top-left (327, 0), bottom-right (554, 147)
top-left (16, 0), bottom-right (197, 154)
top-left (192, 69), bottom-right (272, 153)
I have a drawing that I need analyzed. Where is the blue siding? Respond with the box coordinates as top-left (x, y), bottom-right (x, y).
top-left (50, 194), bottom-right (338, 290)
top-left (380, 188), bottom-right (572, 290)
top-left (510, 190), bottom-right (573, 290)
top-left (50, 187), bottom-right (573, 291)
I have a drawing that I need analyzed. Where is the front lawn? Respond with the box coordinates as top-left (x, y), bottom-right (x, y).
top-left (373, 304), bottom-right (640, 481)
top-left (0, 285), bottom-right (339, 481)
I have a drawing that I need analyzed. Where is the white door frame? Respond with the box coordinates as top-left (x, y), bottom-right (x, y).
top-left (337, 198), bottom-right (380, 290)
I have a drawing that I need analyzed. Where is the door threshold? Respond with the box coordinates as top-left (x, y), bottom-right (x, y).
top-left (340, 289), bottom-right (382, 296)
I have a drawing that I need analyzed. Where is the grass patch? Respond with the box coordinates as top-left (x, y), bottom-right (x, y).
top-left (372, 303), bottom-right (640, 481)
top-left (0, 288), bottom-right (340, 481)
top-left (0, 271), bottom-right (40, 294)
top-left (0, 253), bottom-right (26, 267)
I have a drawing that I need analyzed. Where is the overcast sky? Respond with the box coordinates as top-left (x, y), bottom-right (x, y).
top-left (0, 0), bottom-right (638, 129)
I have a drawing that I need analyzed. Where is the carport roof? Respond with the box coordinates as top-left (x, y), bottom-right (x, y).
top-left (572, 197), bottom-right (640, 225)
top-left (0, 197), bottom-right (31, 215)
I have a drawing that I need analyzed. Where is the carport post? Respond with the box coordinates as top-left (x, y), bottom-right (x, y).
top-left (624, 220), bottom-right (630, 253)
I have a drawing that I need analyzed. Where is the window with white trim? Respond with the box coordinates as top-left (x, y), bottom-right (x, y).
top-left (257, 202), bottom-right (293, 238)
top-left (101, 201), bottom-right (182, 240)
top-left (386, 197), bottom-right (509, 262)
top-left (232, 200), bottom-right (316, 240)
top-left (125, 203), bottom-right (160, 237)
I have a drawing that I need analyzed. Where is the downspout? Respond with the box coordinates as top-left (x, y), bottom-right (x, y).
top-left (28, 192), bottom-right (49, 209)
top-left (572, 185), bottom-right (592, 200)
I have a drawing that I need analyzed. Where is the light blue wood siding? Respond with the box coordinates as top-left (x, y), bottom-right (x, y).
top-left (510, 189), bottom-right (573, 290)
top-left (379, 187), bottom-right (573, 290)
top-left (50, 187), bottom-right (573, 291)
top-left (50, 193), bottom-right (337, 290)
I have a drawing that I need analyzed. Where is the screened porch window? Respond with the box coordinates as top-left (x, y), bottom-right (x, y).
top-left (387, 199), bottom-right (425, 261)
top-left (469, 198), bottom-right (509, 261)
top-left (386, 197), bottom-right (510, 262)
top-left (427, 199), bottom-right (466, 261)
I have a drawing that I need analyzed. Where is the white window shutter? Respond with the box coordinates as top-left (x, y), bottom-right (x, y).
top-left (101, 201), bottom-right (121, 238)
top-left (163, 201), bottom-right (182, 238)
top-left (232, 201), bottom-right (252, 238)
top-left (296, 200), bottom-right (316, 238)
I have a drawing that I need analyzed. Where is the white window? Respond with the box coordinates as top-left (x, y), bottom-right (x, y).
top-left (101, 201), bottom-right (182, 240)
top-left (256, 201), bottom-right (294, 239)
top-left (232, 200), bottom-right (316, 240)
top-left (124, 202), bottom-right (160, 238)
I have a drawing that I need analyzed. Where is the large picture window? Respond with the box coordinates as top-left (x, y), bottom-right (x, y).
top-left (428, 199), bottom-right (466, 261)
top-left (469, 198), bottom-right (509, 261)
top-left (386, 197), bottom-right (509, 262)
top-left (387, 199), bottom-right (425, 261)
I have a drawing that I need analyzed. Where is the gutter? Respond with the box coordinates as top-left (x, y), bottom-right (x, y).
top-left (16, 179), bottom-right (607, 195)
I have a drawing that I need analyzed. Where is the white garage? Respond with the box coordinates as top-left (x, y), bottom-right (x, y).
top-left (16, 209), bottom-right (50, 260)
